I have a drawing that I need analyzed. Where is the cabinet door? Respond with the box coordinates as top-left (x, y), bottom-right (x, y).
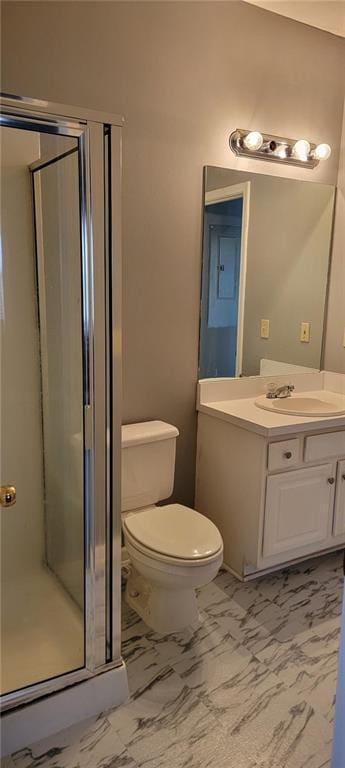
top-left (333, 460), bottom-right (345, 537)
top-left (263, 463), bottom-right (336, 558)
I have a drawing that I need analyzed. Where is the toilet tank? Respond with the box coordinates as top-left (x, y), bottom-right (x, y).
top-left (121, 421), bottom-right (179, 512)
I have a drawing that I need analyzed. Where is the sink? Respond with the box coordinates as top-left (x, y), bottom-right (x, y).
top-left (255, 391), bottom-right (345, 417)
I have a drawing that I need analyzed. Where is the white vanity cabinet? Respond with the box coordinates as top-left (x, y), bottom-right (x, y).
top-left (263, 463), bottom-right (335, 558)
top-left (195, 413), bottom-right (345, 580)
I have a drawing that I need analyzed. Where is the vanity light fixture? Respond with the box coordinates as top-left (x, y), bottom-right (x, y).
top-left (230, 129), bottom-right (332, 168)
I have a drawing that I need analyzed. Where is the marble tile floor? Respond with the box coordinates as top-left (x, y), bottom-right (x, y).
top-left (7, 551), bottom-right (344, 768)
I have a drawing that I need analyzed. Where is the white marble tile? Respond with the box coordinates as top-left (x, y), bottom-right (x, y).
top-left (231, 700), bottom-right (332, 768)
top-left (11, 716), bottom-right (136, 768)
top-left (145, 611), bottom-right (233, 668)
top-left (121, 603), bottom-right (148, 645)
top-left (215, 568), bottom-right (265, 603)
top-left (121, 630), bottom-right (168, 703)
top-left (254, 552), bottom-right (343, 608)
top-left (172, 631), bottom-right (285, 723)
top-left (8, 553), bottom-right (342, 768)
top-left (108, 665), bottom-right (236, 768)
top-left (173, 629), bottom-right (333, 766)
top-left (201, 578), bottom-right (286, 655)
top-left (273, 581), bottom-right (342, 631)
top-left (254, 616), bottom-right (340, 724)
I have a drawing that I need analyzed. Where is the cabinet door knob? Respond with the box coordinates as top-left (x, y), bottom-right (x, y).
top-left (328, 477), bottom-right (335, 485)
top-left (342, 474), bottom-right (345, 481)
top-left (284, 451), bottom-right (292, 459)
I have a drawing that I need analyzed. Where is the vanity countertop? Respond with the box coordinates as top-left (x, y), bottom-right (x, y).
top-left (198, 396), bottom-right (345, 437)
top-left (197, 372), bottom-right (345, 437)
top-left (197, 373), bottom-right (345, 439)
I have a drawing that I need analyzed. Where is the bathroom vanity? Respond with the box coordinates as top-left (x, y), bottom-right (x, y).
top-left (195, 372), bottom-right (345, 580)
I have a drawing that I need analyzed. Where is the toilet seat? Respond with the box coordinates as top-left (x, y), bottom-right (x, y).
top-left (123, 503), bottom-right (223, 566)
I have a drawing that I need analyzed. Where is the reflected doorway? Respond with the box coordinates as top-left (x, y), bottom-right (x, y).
top-left (199, 182), bottom-right (250, 378)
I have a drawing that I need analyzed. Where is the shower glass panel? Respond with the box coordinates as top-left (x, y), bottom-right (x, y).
top-left (33, 149), bottom-right (84, 611)
top-left (0, 126), bottom-right (84, 695)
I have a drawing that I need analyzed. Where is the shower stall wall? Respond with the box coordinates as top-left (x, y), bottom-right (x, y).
top-left (0, 94), bottom-right (126, 751)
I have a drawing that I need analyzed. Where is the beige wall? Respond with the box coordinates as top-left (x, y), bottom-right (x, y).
top-left (0, 127), bottom-right (44, 578)
top-left (324, 100), bottom-right (345, 374)
top-left (2, 1), bottom-right (344, 504)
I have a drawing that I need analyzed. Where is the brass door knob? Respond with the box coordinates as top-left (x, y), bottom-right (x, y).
top-left (0, 485), bottom-right (16, 507)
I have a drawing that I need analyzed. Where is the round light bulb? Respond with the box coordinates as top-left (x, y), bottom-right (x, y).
top-left (314, 143), bottom-right (331, 160)
top-left (243, 131), bottom-right (263, 151)
top-left (276, 144), bottom-right (288, 159)
top-left (292, 139), bottom-right (311, 161)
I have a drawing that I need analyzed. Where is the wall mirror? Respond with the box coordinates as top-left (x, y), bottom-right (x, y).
top-left (199, 166), bottom-right (336, 379)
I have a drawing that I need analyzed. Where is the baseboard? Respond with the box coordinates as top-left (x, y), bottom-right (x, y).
top-left (1, 662), bottom-right (129, 757)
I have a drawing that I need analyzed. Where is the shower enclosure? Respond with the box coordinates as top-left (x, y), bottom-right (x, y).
top-left (0, 95), bottom-right (123, 719)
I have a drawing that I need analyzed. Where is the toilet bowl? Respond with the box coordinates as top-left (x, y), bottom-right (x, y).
top-left (122, 421), bottom-right (223, 634)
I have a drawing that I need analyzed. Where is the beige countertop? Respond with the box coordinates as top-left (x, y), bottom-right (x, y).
top-left (198, 394), bottom-right (345, 437)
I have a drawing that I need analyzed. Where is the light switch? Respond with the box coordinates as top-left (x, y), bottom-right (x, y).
top-left (300, 321), bottom-right (311, 343)
top-left (260, 319), bottom-right (270, 339)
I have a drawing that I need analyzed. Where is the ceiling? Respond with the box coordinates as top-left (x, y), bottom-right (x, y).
top-left (244, 1), bottom-right (345, 37)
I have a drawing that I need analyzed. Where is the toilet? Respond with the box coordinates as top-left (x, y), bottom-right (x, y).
top-left (121, 420), bottom-right (223, 634)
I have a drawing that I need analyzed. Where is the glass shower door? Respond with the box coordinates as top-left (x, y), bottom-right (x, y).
top-left (0, 126), bottom-right (85, 695)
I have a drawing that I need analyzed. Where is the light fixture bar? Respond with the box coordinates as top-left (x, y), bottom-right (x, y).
top-left (229, 129), bottom-right (331, 169)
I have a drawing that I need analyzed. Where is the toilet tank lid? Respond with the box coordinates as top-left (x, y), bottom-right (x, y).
top-left (122, 421), bottom-right (179, 448)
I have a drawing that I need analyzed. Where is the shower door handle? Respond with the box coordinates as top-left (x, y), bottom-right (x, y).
top-left (0, 485), bottom-right (16, 507)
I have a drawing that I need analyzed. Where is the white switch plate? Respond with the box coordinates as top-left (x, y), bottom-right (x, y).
top-left (260, 318), bottom-right (270, 339)
top-left (300, 321), bottom-right (311, 343)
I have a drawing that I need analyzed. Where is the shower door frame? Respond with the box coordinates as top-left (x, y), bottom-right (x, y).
top-left (0, 94), bottom-right (123, 711)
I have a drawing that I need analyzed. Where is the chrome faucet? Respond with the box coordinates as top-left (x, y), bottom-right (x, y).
top-left (266, 383), bottom-right (295, 399)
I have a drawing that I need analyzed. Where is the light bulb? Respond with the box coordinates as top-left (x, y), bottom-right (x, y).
top-left (314, 143), bottom-right (331, 160)
top-left (243, 131), bottom-right (263, 151)
top-left (292, 139), bottom-right (311, 161)
top-left (275, 144), bottom-right (288, 159)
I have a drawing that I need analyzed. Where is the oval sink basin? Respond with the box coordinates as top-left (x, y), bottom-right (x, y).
top-left (255, 392), bottom-right (345, 417)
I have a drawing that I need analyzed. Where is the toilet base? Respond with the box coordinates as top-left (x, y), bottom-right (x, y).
top-left (126, 569), bottom-right (200, 634)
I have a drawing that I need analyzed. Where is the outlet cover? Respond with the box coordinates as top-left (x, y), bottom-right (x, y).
top-left (260, 318), bottom-right (270, 339)
top-left (300, 321), bottom-right (311, 343)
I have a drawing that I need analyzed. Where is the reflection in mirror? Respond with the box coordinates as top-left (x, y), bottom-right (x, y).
top-left (0, 125), bottom-right (84, 693)
top-left (200, 166), bottom-right (335, 379)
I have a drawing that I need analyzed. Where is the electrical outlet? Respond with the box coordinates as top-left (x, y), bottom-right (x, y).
top-left (260, 319), bottom-right (270, 339)
top-left (300, 321), bottom-right (311, 343)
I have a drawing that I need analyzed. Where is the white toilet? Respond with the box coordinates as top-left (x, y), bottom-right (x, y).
top-left (121, 420), bottom-right (223, 634)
